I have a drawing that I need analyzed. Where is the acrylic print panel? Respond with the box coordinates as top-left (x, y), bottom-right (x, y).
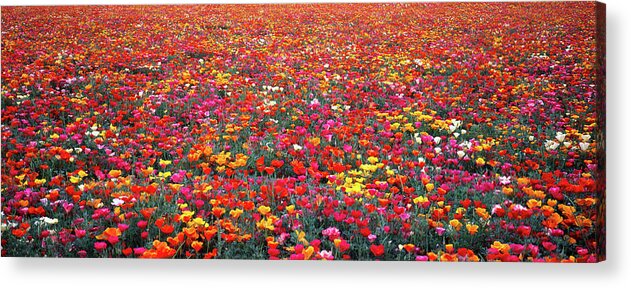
top-left (0, 1), bottom-right (605, 262)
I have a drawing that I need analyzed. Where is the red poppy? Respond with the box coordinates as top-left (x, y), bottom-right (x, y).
top-left (370, 244), bottom-right (385, 257)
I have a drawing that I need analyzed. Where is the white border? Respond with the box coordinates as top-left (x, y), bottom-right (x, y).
top-left (0, 0), bottom-right (612, 5)
top-left (1, 1), bottom-right (629, 288)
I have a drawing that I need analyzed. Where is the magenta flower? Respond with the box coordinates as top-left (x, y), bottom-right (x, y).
top-left (94, 242), bottom-right (107, 252)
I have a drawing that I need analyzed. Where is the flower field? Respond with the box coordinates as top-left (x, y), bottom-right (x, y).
top-left (1, 2), bottom-right (605, 261)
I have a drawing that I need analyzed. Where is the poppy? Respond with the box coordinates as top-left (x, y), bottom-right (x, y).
top-left (370, 244), bottom-right (385, 257)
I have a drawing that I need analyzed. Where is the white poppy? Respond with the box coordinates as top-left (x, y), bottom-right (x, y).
top-left (40, 217), bottom-right (59, 225)
top-left (111, 198), bottom-right (125, 206)
top-left (545, 140), bottom-right (560, 151)
top-left (555, 132), bottom-right (566, 142)
top-left (579, 142), bottom-right (590, 151)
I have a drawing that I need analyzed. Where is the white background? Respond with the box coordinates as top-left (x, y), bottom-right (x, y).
top-left (1, 0), bottom-right (629, 287)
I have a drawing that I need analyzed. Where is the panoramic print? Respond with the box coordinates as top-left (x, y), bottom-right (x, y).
top-left (1, 2), bottom-right (606, 261)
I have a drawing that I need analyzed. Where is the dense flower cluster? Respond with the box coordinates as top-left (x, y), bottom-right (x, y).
top-left (1, 2), bottom-right (604, 261)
